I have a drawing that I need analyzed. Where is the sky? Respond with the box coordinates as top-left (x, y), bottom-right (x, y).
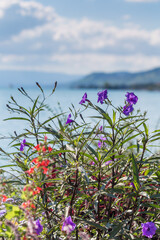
top-left (1, 0), bottom-right (160, 75)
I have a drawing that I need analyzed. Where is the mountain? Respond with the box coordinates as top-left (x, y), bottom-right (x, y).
top-left (0, 70), bottom-right (82, 88)
top-left (72, 67), bottom-right (160, 90)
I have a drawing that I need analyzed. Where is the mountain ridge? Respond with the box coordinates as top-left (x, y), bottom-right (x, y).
top-left (72, 67), bottom-right (160, 90)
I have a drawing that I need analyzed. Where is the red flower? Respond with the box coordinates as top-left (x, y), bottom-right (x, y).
top-left (31, 204), bottom-right (36, 209)
top-left (32, 187), bottom-right (42, 195)
top-left (2, 195), bottom-right (8, 202)
top-left (34, 144), bottom-right (41, 151)
top-left (26, 167), bottom-right (35, 175)
top-left (42, 146), bottom-right (46, 152)
top-left (37, 160), bottom-right (50, 168)
top-left (36, 187), bottom-right (42, 193)
top-left (48, 146), bottom-right (53, 152)
top-left (32, 158), bottom-right (38, 164)
top-left (42, 159), bottom-right (50, 166)
top-left (43, 167), bottom-right (48, 174)
top-left (22, 200), bottom-right (35, 209)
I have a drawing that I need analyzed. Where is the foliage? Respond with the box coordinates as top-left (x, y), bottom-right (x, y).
top-left (0, 84), bottom-right (159, 240)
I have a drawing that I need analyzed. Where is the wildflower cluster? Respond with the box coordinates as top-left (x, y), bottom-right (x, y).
top-left (0, 84), bottom-right (159, 239)
top-left (123, 92), bottom-right (138, 116)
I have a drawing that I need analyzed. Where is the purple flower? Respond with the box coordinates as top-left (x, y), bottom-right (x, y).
top-left (79, 93), bottom-right (88, 104)
top-left (35, 219), bottom-right (43, 235)
top-left (0, 209), bottom-right (6, 217)
top-left (20, 139), bottom-right (26, 151)
top-left (99, 126), bottom-right (103, 131)
top-left (100, 136), bottom-right (106, 141)
top-left (126, 92), bottom-right (138, 105)
top-left (98, 136), bottom-right (106, 148)
top-left (66, 114), bottom-right (74, 125)
top-left (105, 160), bottom-right (112, 165)
top-left (98, 141), bottom-right (102, 148)
top-left (141, 222), bottom-right (157, 238)
top-left (5, 198), bottom-right (14, 203)
top-left (90, 161), bottom-right (95, 165)
top-left (130, 182), bottom-right (135, 189)
top-left (62, 216), bottom-right (76, 235)
top-left (123, 104), bottom-right (134, 116)
top-left (97, 89), bottom-right (108, 104)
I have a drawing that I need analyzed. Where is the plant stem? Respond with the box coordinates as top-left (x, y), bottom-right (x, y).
top-left (96, 162), bottom-right (101, 240)
top-left (69, 167), bottom-right (79, 216)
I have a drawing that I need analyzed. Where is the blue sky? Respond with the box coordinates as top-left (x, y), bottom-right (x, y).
top-left (0, 0), bottom-right (160, 74)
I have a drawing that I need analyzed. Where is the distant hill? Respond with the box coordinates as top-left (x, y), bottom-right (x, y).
top-left (0, 70), bottom-right (82, 88)
top-left (72, 67), bottom-right (160, 90)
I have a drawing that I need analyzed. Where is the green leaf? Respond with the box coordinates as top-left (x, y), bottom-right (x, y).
top-left (5, 205), bottom-right (21, 220)
top-left (78, 166), bottom-right (89, 184)
top-left (113, 110), bottom-right (116, 125)
top-left (30, 96), bottom-right (39, 116)
top-left (151, 194), bottom-right (160, 199)
top-left (4, 117), bottom-right (30, 122)
top-left (131, 153), bottom-right (140, 191)
top-left (143, 123), bottom-right (149, 138)
top-left (78, 218), bottom-right (107, 231)
top-left (108, 224), bottom-right (122, 239)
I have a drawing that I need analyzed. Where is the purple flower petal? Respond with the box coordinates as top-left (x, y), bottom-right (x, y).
top-left (98, 140), bottom-right (102, 148)
top-left (141, 222), bottom-right (157, 238)
top-left (123, 104), bottom-right (134, 116)
top-left (5, 198), bottom-right (14, 202)
top-left (100, 136), bottom-right (106, 141)
top-left (20, 139), bottom-right (27, 151)
top-left (98, 136), bottom-right (106, 148)
top-left (35, 219), bottom-right (43, 235)
top-left (0, 209), bottom-right (6, 217)
top-left (125, 92), bottom-right (138, 105)
top-left (79, 93), bottom-right (88, 104)
top-left (97, 89), bottom-right (108, 104)
top-left (90, 161), bottom-right (95, 165)
top-left (66, 114), bottom-right (74, 125)
top-left (99, 126), bottom-right (103, 131)
top-left (105, 160), bottom-right (112, 165)
top-left (130, 182), bottom-right (135, 189)
top-left (62, 216), bottom-right (76, 235)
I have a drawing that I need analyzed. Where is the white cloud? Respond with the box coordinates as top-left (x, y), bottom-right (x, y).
top-left (0, 53), bottom-right (159, 74)
top-left (0, 0), bottom-right (160, 74)
top-left (1, 54), bottom-right (25, 63)
top-left (123, 14), bottom-right (131, 20)
top-left (10, 18), bottom-right (160, 50)
top-left (49, 53), bottom-right (160, 74)
top-left (0, 0), bottom-right (57, 20)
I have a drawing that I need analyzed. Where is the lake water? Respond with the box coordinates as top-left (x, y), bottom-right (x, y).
top-left (0, 87), bottom-right (160, 156)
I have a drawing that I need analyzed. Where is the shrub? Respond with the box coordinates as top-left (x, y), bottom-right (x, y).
top-left (0, 84), bottom-right (159, 239)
